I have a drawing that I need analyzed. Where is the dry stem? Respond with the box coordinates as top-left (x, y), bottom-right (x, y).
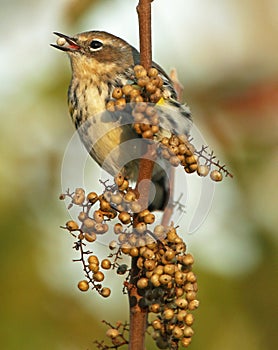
top-left (128, 1), bottom-right (153, 350)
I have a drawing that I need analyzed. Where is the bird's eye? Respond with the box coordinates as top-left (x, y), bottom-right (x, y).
top-left (89, 40), bottom-right (103, 51)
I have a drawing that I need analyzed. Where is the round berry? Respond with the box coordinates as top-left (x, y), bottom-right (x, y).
top-left (78, 280), bottom-right (89, 292)
top-left (118, 211), bottom-right (131, 224)
top-left (197, 164), bottom-right (210, 177)
top-left (88, 255), bottom-right (99, 265)
top-left (66, 220), bottom-right (79, 231)
top-left (106, 328), bottom-right (119, 338)
top-left (137, 277), bottom-right (148, 289)
top-left (101, 287), bottom-right (111, 298)
top-left (163, 308), bottom-right (174, 320)
top-left (210, 170), bottom-right (223, 182)
top-left (87, 192), bottom-right (99, 203)
top-left (93, 271), bottom-right (104, 282)
top-left (84, 232), bottom-right (97, 242)
top-left (172, 325), bottom-right (183, 339)
top-left (112, 87), bottom-right (123, 99)
top-left (101, 259), bottom-right (111, 270)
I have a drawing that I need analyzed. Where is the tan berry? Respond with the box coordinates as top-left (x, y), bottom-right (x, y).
top-left (73, 188), bottom-right (85, 205)
top-left (84, 232), bottom-right (97, 242)
top-left (99, 198), bottom-right (111, 212)
top-left (177, 310), bottom-right (187, 322)
top-left (181, 337), bottom-right (192, 347)
top-left (130, 201), bottom-right (141, 213)
top-left (188, 299), bottom-right (199, 310)
top-left (88, 263), bottom-right (99, 273)
top-left (121, 243), bottom-right (131, 255)
top-left (93, 271), bottom-right (104, 282)
top-left (154, 265), bottom-right (164, 275)
top-left (106, 100), bottom-right (115, 112)
top-left (149, 303), bottom-right (160, 313)
top-left (184, 327), bottom-right (194, 338)
top-left (94, 223), bottom-right (108, 234)
top-left (124, 190), bottom-right (136, 202)
top-left (163, 308), bottom-right (174, 320)
top-left (115, 97), bottom-right (126, 111)
top-left (152, 319), bottom-right (162, 330)
top-left (87, 192), bottom-right (99, 203)
top-left (114, 223), bottom-right (123, 234)
top-left (182, 254), bottom-right (194, 266)
top-left (83, 218), bottom-right (95, 229)
top-left (136, 257), bottom-right (144, 269)
top-left (122, 84), bottom-right (133, 96)
top-left (66, 220), bottom-right (79, 231)
top-left (109, 240), bottom-right (117, 250)
top-left (175, 297), bottom-right (188, 309)
top-left (197, 164), bottom-right (210, 177)
top-left (101, 287), bottom-right (111, 298)
top-left (186, 291), bottom-right (197, 301)
top-left (118, 233), bottom-right (127, 244)
top-left (93, 210), bottom-right (104, 223)
top-left (106, 328), bottom-right (119, 339)
top-left (185, 313), bottom-right (194, 326)
top-left (175, 287), bottom-right (184, 297)
top-left (186, 271), bottom-right (197, 283)
top-left (150, 274), bottom-right (161, 287)
top-left (142, 130), bottom-right (153, 139)
top-left (137, 277), bottom-right (148, 289)
top-left (163, 264), bottom-right (175, 275)
top-left (151, 76), bottom-right (163, 88)
top-left (129, 247), bottom-right (139, 257)
top-left (56, 37), bottom-right (66, 46)
top-left (148, 67), bottom-right (158, 77)
top-left (175, 271), bottom-right (185, 285)
top-left (87, 255), bottom-right (99, 265)
top-left (78, 280), bottom-right (89, 292)
top-left (101, 259), bottom-right (111, 270)
top-left (112, 87), bottom-right (123, 99)
top-left (164, 249), bottom-right (175, 261)
top-left (78, 212), bottom-right (87, 222)
top-left (159, 274), bottom-right (172, 285)
top-left (142, 248), bottom-right (155, 260)
top-left (143, 213), bottom-right (155, 224)
top-left (172, 326), bottom-right (184, 339)
top-left (135, 222), bottom-right (147, 234)
top-left (144, 259), bottom-right (156, 271)
top-left (210, 170), bottom-right (223, 182)
top-left (118, 179), bottom-right (129, 191)
top-left (137, 76), bottom-right (149, 87)
top-left (118, 211), bottom-right (131, 224)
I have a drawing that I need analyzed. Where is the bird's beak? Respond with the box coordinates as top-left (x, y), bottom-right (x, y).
top-left (51, 32), bottom-right (81, 52)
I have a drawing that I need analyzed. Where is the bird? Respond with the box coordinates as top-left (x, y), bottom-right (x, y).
top-left (51, 30), bottom-right (192, 210)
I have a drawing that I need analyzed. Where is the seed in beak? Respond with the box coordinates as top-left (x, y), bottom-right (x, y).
top-left (56, 37), bottom-right (67, 47)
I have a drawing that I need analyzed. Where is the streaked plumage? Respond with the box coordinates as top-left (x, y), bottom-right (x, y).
top-left (52, 31), bottom-right (192, 210)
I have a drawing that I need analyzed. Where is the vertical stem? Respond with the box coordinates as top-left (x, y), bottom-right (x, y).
top-left (137, 0), bottom-right (152, 69)
top-left (128, 1), bottom-right (153, 350)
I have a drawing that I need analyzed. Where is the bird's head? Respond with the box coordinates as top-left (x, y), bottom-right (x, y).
top-left (51, 31), bottom-right (135, 79)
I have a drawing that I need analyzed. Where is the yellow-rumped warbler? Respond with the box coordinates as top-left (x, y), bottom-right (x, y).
top-left (52, 31), bottom-right (192, 210)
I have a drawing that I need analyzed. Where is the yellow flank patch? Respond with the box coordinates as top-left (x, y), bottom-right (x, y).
top-left (156, 97), bottom-right (165, 106)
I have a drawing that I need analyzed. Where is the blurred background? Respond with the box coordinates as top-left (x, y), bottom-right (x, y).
top-left (0, 0), bottom-right (277, 349)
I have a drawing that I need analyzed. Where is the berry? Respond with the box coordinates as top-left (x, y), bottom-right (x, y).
top-left (78, 280), bottom-right (89, 292)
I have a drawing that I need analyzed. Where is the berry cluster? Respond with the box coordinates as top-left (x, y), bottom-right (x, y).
top-left (159, 133), bottom-right (228, 181)
top-left (61, 173), bottom-right (199, 348)
top-left (105, 65), bottom-right (232, 181)
top-left (129, 225), bottom-right (198, 349)
top-left (106, 65), bottom-right (163, 139)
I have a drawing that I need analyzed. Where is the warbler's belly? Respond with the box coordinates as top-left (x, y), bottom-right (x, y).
top-left (77, 113), bottom-right (144, 178)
